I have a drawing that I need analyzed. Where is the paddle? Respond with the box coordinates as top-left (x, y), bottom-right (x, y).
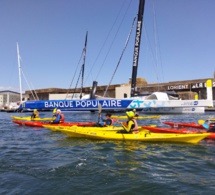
top-left (198, 120), bottom-right (205, 125)
top-left (198, 119), bottom-right (211, 130)
top-left (98, 103), bottom-right (102, 123)
top-left (198, 119), bottom-right (213, 125)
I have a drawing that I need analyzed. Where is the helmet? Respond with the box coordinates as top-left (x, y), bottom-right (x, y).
top-left (34, 109), bottom-right (37, 112)
top-left (133, 109), bottom-right (136, 112)
top-left (57, 109), bottom-right (61, 113)
top-left (126, 111), bottom-right (134, 118)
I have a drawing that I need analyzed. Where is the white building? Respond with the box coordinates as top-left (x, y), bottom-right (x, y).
top-left (0, 90), bottom-right (22, 109)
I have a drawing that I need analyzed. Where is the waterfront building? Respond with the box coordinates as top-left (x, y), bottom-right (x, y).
top-left (0, 90), bottom-right (21, 109)
top-left (24, 77), bottom-right (215, 101)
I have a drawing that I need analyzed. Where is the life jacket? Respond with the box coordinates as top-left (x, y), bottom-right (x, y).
top-left (124, 119), bottom-right (138, 133)
top-left (131, 119), bottom-right (138, 131)
top-left (111, 118), bottom-right (117, 124)
top-left (60, 113), bottom-right (65, 123)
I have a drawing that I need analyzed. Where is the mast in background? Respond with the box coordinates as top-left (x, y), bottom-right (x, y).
top-left (16, 42), bottom-right (23, 102)
top-left (130, 0), bottom-right (145, 97)
top-left (80, 31), bottom-right (88, 99)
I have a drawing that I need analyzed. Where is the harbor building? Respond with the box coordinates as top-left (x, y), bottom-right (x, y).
top-left (0, 90), bottom-right (21, 110)
top-left (25, 77), bottom-right (215, 101)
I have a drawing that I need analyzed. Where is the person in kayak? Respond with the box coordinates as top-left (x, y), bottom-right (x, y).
top-left (51, 108), bottom-right (57, 120)
top-left (31, 109), bottom-right (39, 120)
top-left (101, 113), bottom-right (113, 126)
top-left (133, 109), bottom-right (139, 117)
top-left (52, 108), bottom-right (57, 116)
top-left (93, 112), bottom-right (114, 127)
top-left (203, 120), bottom-right (215, 132)
top-left (50, 109), bottom-right (65, 124)
top-left (117, 111), bottom-right (139, 133)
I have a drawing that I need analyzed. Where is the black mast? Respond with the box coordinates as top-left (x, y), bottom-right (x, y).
top-left (80, 31), bottom-right (88, 99)
top-left (130, 0), bottom-right (145, 97)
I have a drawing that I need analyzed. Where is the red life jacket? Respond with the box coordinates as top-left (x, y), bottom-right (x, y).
top-left (111, 118), bottom-right (117, 124)
top-left (60, 114), bottom-right (65, 123)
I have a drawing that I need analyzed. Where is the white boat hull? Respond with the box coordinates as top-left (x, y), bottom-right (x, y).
top-left (19, 99), bottom-right (212, 114)
top-left (142, 106), bottom-right (205, 114)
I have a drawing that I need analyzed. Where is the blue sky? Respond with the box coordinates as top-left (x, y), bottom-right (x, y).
top-left (0, 0), bottom-right (215, 93)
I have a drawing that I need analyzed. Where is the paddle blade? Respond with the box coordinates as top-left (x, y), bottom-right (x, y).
top-left (98, 103), bottom-right (102, 123)
top-left (98, 103), bottom-right (102, 114)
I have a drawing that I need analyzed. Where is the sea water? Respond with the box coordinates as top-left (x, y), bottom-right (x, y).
top-left (0, 111), bottom-right (215, 194)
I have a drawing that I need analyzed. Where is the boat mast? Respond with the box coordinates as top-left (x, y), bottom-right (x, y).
top-left (16, 42), bottom-right (23, 102)
top-left (130, 0), bottom-right (145, 97)
top-left (80, 31), bottom-right (88, 99)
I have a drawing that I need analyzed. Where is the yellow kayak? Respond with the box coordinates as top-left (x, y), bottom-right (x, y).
top-left (11, 115), bottom-right (53, 121)
top-left (43, 125), bottom-right (150, 132)
top-left (43, 125), bottom-right (135, 137)
top-left (58, 126), bottom-right (210, 143)
top-left (43, 125), bottom-right (154, 138)
top-left (111, 115), bottom-right (160, 120)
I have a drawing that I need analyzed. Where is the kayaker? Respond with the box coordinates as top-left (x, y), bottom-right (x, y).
top-left (133, 109), bottom-right (139, 117)
top-left (101, 113), bottom-right (113, 126)
top-left (52, 108), bottom-right (57, 120)
top-left (31, 109), bottom-right (39, 120)
top-left (117, 111), bottom-right (139, 133)
top-left (93, 112), bottom-right (114, 127)
top-left (52, 108), bottom-right (57, 116)
top-left (203, 120), bottom-right (215, 132)
top-left (50, 109), bottom-right (65, 124)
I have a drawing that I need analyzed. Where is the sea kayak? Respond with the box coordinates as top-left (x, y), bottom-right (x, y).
top-left (142, 126), bottom-right (215, 139)
top-left (163, 121), bottom-right (213, 129)
top-left (111, 115), bottom-right (160, 120)
top-left (43, 124), bottom-right (149, 132)
top-left (12, 120), bottom-right (96, 127)
top-left (42, 125), bottom-right (155, 139)
top-left (11, 115), bottom-right (53, 121)
top-left (43, 125), bottom-right (130, 137)
top-left (56, 126), bottom-right (210, 143)
top-left (163, 121), bottom-right (204, 129)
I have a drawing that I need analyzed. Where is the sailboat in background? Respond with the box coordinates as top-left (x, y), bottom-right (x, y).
top-left (4, 43), bottom-right (24, 112)
top-left (17, 42), bottom-right (23, 103)
top-left (17, 0), bottom-right (213, 113)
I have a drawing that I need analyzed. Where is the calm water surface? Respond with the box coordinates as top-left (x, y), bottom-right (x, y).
top-left (0, 111), bottom-right (215, 195)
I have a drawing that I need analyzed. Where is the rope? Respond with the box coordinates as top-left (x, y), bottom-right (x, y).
top-left (84, 0), bottom-right (132, 86)
top-left (65, 49), bottom-right (84, 99)
top-left (103, 16), bottom-right (136, 97)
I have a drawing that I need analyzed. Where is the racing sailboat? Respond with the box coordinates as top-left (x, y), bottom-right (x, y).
top-left (18, 0), bottom-right (213, 113)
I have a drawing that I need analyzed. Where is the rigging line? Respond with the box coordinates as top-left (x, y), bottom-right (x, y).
top-left (143, 23), bottom-right (160, 87)
top-left (103, 16), bottom-right (136, 97)
top-left (143, 23), bottom-right (156, 73)
top-left (21, 66), bottom-right (39, 100)
top-left (151, 0), bottom-right (161, 89)
top-left (17, 53), bottom-right (39, 100)
top-left (72, 66), bottom-right (82, 99)
top-left (152, 0), bottom-right (164, 83)
top-left (22, 67), bottom-right (39, 100)
top-left (20, 69), bottom-right (38, 100)
top-left (84, 0), bottom-right (133, 85)
top-left (65, 49), bottom-right (84, 99)
top-left (94, 1), bottom-right (133, 82)
top-left (152, 0), bottom-right (161, 86)
top-left (28, 81), bottom-right (39, 100)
